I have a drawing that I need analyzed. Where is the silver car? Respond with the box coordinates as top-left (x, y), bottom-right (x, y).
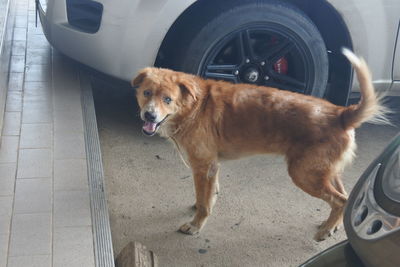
top-left (37, 0), bottom-right (400, 105)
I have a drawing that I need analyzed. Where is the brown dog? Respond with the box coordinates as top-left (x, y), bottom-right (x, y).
top-left (133, 49), bottom-right (387, 241)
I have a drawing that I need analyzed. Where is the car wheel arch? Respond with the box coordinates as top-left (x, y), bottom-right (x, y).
top-left (155, 0), bottom-right (353, 105)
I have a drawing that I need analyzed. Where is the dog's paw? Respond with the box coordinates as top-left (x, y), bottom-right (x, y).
top-left (179, 222), bottom-right (200, 235)
top-left (317, 222), bottom-right (341, 233)
top-left (314, 228), bottom-right (335, 242)
top-left (314, 229), bottom-right (331, 241)
top-left (318, 221), bottom-right (342, 231)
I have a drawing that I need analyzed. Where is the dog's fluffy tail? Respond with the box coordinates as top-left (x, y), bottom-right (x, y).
top-left (340, 48), bottom-right (390, 130)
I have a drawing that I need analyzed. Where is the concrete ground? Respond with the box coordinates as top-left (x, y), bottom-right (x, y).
top-left (92, 81), bottom-right (399, 267)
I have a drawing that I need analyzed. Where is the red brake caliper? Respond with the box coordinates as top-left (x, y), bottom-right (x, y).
top-left (271, 36), bottom-right (288, 75)
top-left (273, 57), bottom-right (288, 75)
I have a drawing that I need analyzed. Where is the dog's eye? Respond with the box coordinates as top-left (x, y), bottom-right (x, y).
top-left (164, 96), bottom-right (172, 104)
top-left (143, 90), bottom-right (152, 97)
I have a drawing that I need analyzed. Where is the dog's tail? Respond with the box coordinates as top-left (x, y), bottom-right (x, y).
top-left (340, 48), bottom-right (390, 130)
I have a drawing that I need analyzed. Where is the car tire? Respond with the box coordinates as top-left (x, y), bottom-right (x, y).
top-left (172, 0), bottom-right (328, 97)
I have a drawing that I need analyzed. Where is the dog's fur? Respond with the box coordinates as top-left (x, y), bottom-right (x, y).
top-left (133, 49), bottom-right (387, 241)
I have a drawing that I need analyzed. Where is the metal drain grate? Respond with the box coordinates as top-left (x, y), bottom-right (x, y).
top-left (80, 71), bottom-right (115, 267)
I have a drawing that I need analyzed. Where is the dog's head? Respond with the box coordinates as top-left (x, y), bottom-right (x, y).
top-left (133, 67), bottom-right (199, 136)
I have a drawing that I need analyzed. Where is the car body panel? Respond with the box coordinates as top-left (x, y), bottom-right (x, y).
top-left (299, 240), bottom-right (364, 267)
top-left (302, 133), bottom-right (400, 266)
top-left (392, 21), bottom-right (400, 94)
top-left (344, 133), bottom-right (400, 267)
top-left (327, 0), bottom-right (400, 92)
top-left (39, 0), bottom-right (195, 81)
top-left (39, 0), bottom-right (400, 95)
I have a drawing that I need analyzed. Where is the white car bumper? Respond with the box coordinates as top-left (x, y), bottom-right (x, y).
top-left (38, 0), bottom-right (195, 81)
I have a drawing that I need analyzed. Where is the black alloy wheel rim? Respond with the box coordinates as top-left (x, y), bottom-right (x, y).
top-left (199, 24), bottom-right (315, 95)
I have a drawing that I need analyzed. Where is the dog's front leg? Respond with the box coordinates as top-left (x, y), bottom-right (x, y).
top-left (179, 161), bottom-right (219, 235)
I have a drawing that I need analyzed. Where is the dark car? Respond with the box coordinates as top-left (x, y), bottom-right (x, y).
top-left (301, 133), bottom-right (400, 267)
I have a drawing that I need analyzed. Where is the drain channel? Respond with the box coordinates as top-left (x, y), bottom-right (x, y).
top-left (81, 71), bottom-right (115, 267)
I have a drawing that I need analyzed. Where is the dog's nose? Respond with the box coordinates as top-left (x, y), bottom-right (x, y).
top-left (144, 111), bottom-right (157, 122)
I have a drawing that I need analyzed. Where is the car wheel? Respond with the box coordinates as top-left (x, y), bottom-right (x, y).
top-left (173, 1), bottom-right (328, 97)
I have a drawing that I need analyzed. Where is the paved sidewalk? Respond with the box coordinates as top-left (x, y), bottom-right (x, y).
top-left (0, 0), bottom-right (96, 266)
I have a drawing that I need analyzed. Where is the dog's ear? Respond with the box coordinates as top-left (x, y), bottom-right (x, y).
top-left (179, 79), bottom-right (198, 101)
top-left (132, 68), bottom-right (151, 87)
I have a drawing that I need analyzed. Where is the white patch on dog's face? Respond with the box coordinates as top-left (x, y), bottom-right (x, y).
top-left (140, 100), bottom-right (161, 122)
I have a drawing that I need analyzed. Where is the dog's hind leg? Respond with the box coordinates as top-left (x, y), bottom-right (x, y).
top-left (314, 182), bottom-right (347, 241)
top-left (179, 161), bottom-right (220, 235)
top-left (332, 173), bottom-right (347, 196)
top-left (288, 162), bottom-right (347, 241)
top-left (318, 173), bottom-right (348, 231)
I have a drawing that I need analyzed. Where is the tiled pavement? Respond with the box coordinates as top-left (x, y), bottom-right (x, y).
top-left (0, 0), bottom-right (96, 266)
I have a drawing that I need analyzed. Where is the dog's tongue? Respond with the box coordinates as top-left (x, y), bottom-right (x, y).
top-left (143, 121), bottom-right (157, 133)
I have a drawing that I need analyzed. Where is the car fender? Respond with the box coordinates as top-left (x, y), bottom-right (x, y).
top-left (327, 0), bottom-right (399, 91)
top-left (118, 0), bottom-right (196, 80)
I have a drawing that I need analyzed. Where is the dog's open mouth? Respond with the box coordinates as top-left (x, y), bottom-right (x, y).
top-left (142, 121), bottom-right (159, 136)
top-left (142, 115), bottom-right (169, 136)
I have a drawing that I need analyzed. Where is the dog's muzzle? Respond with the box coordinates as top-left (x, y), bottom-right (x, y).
top-left (142, 112), bottom-right (169, 136)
